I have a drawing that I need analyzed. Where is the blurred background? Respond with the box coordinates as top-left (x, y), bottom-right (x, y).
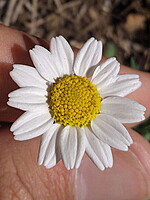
top-left (0, 0), bottom-right (150, 141)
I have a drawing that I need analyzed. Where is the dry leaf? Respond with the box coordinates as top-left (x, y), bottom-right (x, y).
top-left (124, 14), bottom-right (146, 33)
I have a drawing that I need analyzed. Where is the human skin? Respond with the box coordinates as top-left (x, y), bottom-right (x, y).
top-left (0, 24), bottom-right (150, 200)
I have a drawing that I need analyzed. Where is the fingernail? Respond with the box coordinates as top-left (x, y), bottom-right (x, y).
top-left (76, 152), bottom-right (149, 200)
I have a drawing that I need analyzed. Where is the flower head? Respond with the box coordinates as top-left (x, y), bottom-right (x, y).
top-left (8, 36), bottom-right (146, 170)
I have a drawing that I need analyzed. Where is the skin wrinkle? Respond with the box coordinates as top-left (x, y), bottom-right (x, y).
top-left (42, 165), bottom-right (76, 200)
top-left (0, 128), bottom-right (34, 200)
top-left (10, 174), bottom-right (33, 200)
top-left (26, 141), bottom-right (51, 195)
top-left (11, 143), bottom-right (68, 200)
top-left (0, 126), bottom-right (75, 200)
top-left (11, 154), bottom-right (34, 200)
top-left (36, 170), bottom-right (53, 199)
top-left (0, 172), bottom-right (33, 200)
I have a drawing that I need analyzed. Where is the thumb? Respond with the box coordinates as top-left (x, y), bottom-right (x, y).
top-left (76, 129), bottom-right (150, 200)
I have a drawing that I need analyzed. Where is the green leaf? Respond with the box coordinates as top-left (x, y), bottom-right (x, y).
top-left (133, 117), bottom-right (150, 142)
top-left (104, 42), bottom-right (116, 57)
top-left (130, 57), bottom-right (140, 70)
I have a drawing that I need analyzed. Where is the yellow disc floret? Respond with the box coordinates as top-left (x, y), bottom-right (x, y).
top-left (48, 75), bottom-right (101, 127)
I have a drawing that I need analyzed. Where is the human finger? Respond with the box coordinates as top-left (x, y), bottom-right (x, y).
top-left (0, 124), bottom-right (75, 200)
top-left (0, 125), bottom-right (150, 200)
top-left (0, 25), bottom-right (48, 122)
top-left (77, 128), bottom-right (150, 200)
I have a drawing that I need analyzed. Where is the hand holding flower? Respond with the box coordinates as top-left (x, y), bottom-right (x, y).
top-left (0, 25), bottom-right (150, 200)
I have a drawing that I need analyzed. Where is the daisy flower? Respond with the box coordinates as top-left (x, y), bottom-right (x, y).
top-left (7, 36), bottom-right (146, 170)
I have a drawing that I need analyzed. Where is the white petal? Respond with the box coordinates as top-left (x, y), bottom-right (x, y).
top-left (9, 96), bottom-right (47, 104)
top-left (91, 57), bottom-right (120, 88)
top-left (38, 123), bottom-right (61, 167)
top-left (8, 87), bottom-right (47, 98)
top-left (14, 119), bottom-right (53, 141)
top-left (35, 45), bottom-right (64, 78)
top-left (11, 108), bottom-right (49, 132)
top-left (85, 127), bottom-right (105, 171)
top-left (86, 149), bottom-right (105, 170)
top-left (14, 113), bottom-right (51, 135)
top-left (101, 96), bottom-right (146, 123)
top-left (99, 74), bottom-right (141, 97)
top-left (51, 36), bottom-right (74, 75)
top-left (45, 155), bottom-right (60, 169)
top-left (60, 126), bottom-right (77, 170)
top-left (43, 124), bottom-right (61, 167)
top-left (10, 64), bottom-right (47, 89)
top-left (74, 38), bottom-right (102, 77)
top-left (74, 127), bottom-right (86, 169)
top-left (7, 101), bottom-right (49, 111)
top-left (29, 46), bottom-right (61, 82)
top-left (85, 126), bottom-right (113, 169)
top-left (91, 114), bottom-right (131, 150)
top-left (8, 88), bottom-right (48, 110)
top-left (102, 142), bottom-right (113, 168)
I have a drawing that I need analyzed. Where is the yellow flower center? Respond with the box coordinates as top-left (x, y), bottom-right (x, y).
top-left (48, 75), bottom-right (101, 127)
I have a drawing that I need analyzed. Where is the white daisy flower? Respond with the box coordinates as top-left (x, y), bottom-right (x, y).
top-left (7, 36), bottom-right (146, 170)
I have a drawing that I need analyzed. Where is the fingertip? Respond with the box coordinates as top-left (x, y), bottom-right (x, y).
top-left (0, 26), bottom-right (49, 122)
top-left (76, 151), bottom-right (149, 200)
